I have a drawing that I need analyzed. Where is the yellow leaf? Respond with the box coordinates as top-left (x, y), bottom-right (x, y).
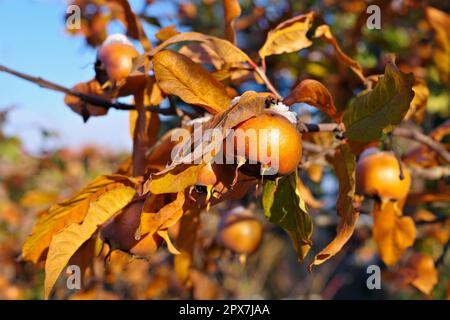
top-left (44, 186), bottom-right (136, 299)
top-left (20, 190), bottom-right (58, 208)
top-left (140, 192), bottom-right (185, 236)
top-left (408, 254), bottom-right (438, 295)
top-left (144, 164), bottom-right (204, 195)
top-left (155, 24), bottom-right (179, 42)
top-left (404, 78), bottom-right (429, 123)
top-left (373, 200), bottom-right (415, 266)
top-left (157, 229), bottom-right (180, 255)
top-left (153, 50), bottom-right (231, 114)
top-left (223, 0), bottom-right (241, 44)
top-left (426, 6), bottom-right (450, 84)
top-left (259, 12), bottom-right (314, 60)
top-left (22, 175), bottom-right (138, 263)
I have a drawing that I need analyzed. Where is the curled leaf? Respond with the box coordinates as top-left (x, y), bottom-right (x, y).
top-left (310, 144), bottom-right (359, 269)
top-left (283, 79), bottom-right (340, 123)
top-left (259, 12), bottom-right (314, 60)
top-left (426, 7), bottom-right (450, 84)
top-left (314, 24), bottom-right (366, 84)
top-left (223, 0), bottom-right (241, 44)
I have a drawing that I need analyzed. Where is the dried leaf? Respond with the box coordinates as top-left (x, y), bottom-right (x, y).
top-left (263, 170), bottom-right (313, 262)
top-left (140, 192), bottom-right (185, 236)
top-left (404, 78), bottom-right (429, 123)
top-left (314, 24), bottom-right (365, 83)
top-left (373, 200), bottom-right (415, 266)
top-left (223, 0), bottom-right (241, 44)
top-left (283, 79), bottom-right (340, 122)
top-left (44, 186), bottom-right (136, 299)
top-left (149, 32), bottom-right (250, 65)
top-left (259, 12), bottom-right (314, 60)
top-left (153, 50), bottom-right (231, 114)
top-left (179, 43), bottom-right (224, 69)
top-left (144, 164), bottom-right (205, 195)
top-left (174, 208), bottom-right (200, 284)
top-left (22, 175), bottom-right (138, 263)
top-left (426, 7), bottom-right (450, 84)
top-left (343, 61), bottom-right (415, 142)
top-left (310, 145), bottom-right (359, 268)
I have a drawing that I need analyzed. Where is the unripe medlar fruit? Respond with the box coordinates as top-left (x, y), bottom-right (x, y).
top-left (218, 208), bottom-right (263, 255)
top-left (230, 110), bottom-right (302, 176)
top-left (100, 200), bottom-right (161, 258)
top-left (97, 41), bottom-right (139, 83)
top-left (355, 151), bottom-right (411, 200)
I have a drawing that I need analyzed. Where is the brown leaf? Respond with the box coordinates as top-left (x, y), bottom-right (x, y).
top-left (153, 50), bottom-right (231, 114)
top-left (179, 43), bottom-right (224, 69)
top-left (426, 6), bottom-right (450, 84)
top-left (223, 0), bottom-right (241, 44)
top-left (259, 12), bottom-right (314, 60)
top-left (107, 0), bottom-right (151, 50)
top-left (373, 200), bottom-right (415, 266)
top-left (64, 79), bottom-right (109, 118)
top-left (314, 24), bottom-right (366, 83)
top-left (283, 79), bottom-right (340, 122)
top-left (310, 145), bottom-right (359, 268)
top-left (174, 208), bottom-right (201, 284)
top-left (386, 253), bottom-right (438, 295)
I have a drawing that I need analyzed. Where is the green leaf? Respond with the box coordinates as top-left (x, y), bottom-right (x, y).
top-left (262, 171), bottom-right (313, 262)
top-left (343, 62), bottom-right (414, 142)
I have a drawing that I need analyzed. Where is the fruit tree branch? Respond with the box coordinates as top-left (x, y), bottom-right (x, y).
top-left (0, 64), bottom-right (173, 115)
top-left (247, 59), bottom-right (282, 100)
top-left (392, 127), bottom-right (450, 164)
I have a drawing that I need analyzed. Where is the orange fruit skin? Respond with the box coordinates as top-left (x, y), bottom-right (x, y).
top-left (98, 42), bottom-right (139, 83)
top-left (231, 110), bottom-right (302, 176)
top-left (101, 200), bottom-right (161, 257)
top-left (356, 151), bottom-right (411, 200)
top-left (218, 210), bottom-right (263, 254)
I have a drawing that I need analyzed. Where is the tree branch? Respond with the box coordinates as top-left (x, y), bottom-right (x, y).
top-left (0, 64), bottom-right (174, 115)
top-left (392, 127), bottom-right (450, 164)
top-left (247, 59), bottom-right (282, 100)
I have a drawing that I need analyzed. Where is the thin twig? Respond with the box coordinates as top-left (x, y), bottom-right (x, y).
top-left (393, 127), bottom-right (450, 164)
top-left (389, 133), bottom-right (405, 180)
top-left (247, 59), bottom-right (282, 99)
top-left (0, 64), bottom-right (174, 115)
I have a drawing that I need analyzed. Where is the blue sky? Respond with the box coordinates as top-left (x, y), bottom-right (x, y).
top-left (0, 0), bottom-right (173, 154)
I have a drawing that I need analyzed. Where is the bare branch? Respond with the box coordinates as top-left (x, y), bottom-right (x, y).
top-left (393, 127), bottom-right (450, 164)
top-left (0, 64), bottom-right (174, 115)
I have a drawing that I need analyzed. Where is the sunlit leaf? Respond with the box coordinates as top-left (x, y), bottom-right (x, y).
top-left (153, 50), bottom-right (231, 114)
top-left (259, 12), bottom-right (314, 60)
top-left (223, 0), bottom-right (241, 44)
top-left (426, 7), bottom-right (450, 84)
top-left (343, 61), bottom-right (415, 142)
top-left (22, 175), bottom-right (138, 263)
top-left (44, 186), bottom-right (136, 299)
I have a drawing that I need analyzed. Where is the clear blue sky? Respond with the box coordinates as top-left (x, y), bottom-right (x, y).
top-left (0, 0), bottom-right (173, 154)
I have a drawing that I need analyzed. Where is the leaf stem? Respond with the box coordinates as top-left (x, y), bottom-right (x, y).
top-left (247, 59), bottom-right (282, 99)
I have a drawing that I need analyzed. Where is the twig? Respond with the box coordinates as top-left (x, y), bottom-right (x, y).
top-left (247, 59), bottom-right (282, 99)
top-left (393, 127), bottom-right (450, 164)
top-left (389, 133), bottom-right (405, 180)
top-left (0, 64), bottom-right (174, 115)
top-left (409, 165), bottom-right (450, 180)
top-left (436, 240), bottom-right (450, 267)
top-left (297, 122), bottom-right (345, 139)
